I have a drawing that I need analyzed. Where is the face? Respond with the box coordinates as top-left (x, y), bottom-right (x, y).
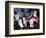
top-left (29, 16), bottom-right (38, 28)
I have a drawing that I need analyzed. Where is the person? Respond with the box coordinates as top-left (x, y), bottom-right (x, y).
top-left (28, 11), bottom-right (39, 29)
